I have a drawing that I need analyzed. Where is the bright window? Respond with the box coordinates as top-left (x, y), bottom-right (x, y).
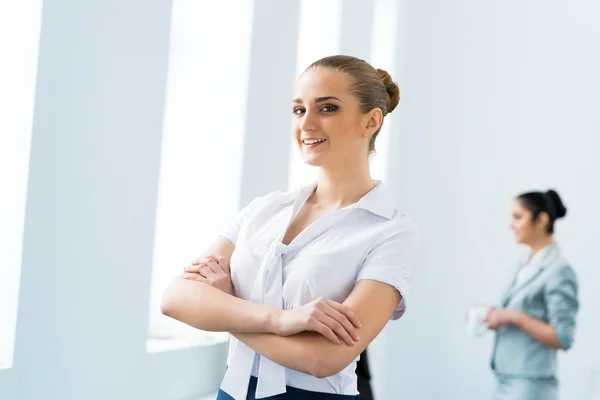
top-left (0, 1), bottom-right (43, 370)
top-left (287, 0), bottom-right (343, 190)
top-left (146, 0), bottom-right (254, 348)
top-left (368, 0), bottom-right (401, 182)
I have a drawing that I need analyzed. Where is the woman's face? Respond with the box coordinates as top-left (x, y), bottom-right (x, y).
top-left (291, 67), bottom-right (379, 168)
top-left (510, 200), bottom-right (548, 244)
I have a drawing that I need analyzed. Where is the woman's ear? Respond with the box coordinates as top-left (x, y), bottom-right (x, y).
top-left (363, 108), bottom-right (383, 138)
top-left (536, 211), bottom-right (550, 231)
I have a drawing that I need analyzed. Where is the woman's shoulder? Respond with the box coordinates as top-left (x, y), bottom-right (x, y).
top-left (247, 188), bottom-right (295, 206)
top-left (360, 180), bottom-right (419, 234)
top-left (365, 213), bottom-right (420, 260)
top-left (390, 211), bottom-right (419, 230)
top-left (377, 211), bottom-right (420, 242)
top-left (548, 246), bottom-right (575, 273)
top-left (549, 262), bottom-right (577, 282)
top-left (241, 189), bottom-right (296, 217)
top-left (545, 251), bottom-right (577, 285)
top-left (252, 189), bottom-right (291, 204)
top-left (248, 182), bottom-right (319, 210)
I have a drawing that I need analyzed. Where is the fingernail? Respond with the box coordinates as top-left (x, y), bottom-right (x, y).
top-left (356, 335), bottom-right (360, 341)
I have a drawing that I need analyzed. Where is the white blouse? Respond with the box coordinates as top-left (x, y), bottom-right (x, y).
top-left (515, 245), bottom-right (552, 287)
top-left (218, 181), bottom-right (419, 399)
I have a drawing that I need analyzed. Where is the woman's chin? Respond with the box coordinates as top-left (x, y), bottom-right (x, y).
top-left (302, 154), bottom-right (325, 167)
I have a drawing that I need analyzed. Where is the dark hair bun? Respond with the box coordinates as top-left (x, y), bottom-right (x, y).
top-left (546, 189), bottom-right (567, 218)
top-left (376, 68), bottom-right (400, 113)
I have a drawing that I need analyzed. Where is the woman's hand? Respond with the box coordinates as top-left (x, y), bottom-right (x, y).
top-left (181, 255), bottom-right (234, 296)
top-left (275, 297), bottom-right (362, 346)
top-left (486, 307), bottom-right (518, 330)
top-left (180, 256), bottom-right (361, 346)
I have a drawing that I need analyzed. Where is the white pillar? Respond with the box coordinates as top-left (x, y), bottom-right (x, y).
top-left (239, 0), bottom-right (301, 206)
top-left (0, 1), bottom-right (43, 372)
top-left (12, 1), bottom-right (172, 399)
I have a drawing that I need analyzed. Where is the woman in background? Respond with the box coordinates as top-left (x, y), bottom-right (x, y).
top-left (486, 189), bottom-right (579, 400)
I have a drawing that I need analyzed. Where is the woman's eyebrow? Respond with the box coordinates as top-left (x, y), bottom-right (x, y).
top-left (292, 96), bottom-right (343, 103)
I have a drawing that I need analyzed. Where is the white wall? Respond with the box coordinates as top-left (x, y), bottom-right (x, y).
top-left (379, 1), bottom-right (600, 399)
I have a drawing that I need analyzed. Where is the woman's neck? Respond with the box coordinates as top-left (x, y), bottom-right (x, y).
top-left (312, 162), bottom-right (374, 208)
top-left (528, 236), bottom-right (554, 256)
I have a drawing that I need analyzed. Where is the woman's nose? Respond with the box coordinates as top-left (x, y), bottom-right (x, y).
top-left (299, 110), bottom-right (317, 132)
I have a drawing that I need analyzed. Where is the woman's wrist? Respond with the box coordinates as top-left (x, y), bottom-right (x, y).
top-left (509, 309), bottom-right (523, 326)
top-left (264, 308), bottom-right (284, 334)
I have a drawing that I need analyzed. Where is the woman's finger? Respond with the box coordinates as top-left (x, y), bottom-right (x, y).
top-left (323, 299), bottom-right (362, 329)
top-left (319, 311), bottom-right (356, 346)
top-left (180, 272), bottom-right (208, 283)
top-left (203, 259), bottom-right (222, 275)
top-left (214, 255), bottom-right (230, 274)
top-left (191, 256), bottom-right (212, 266)
top-left (309, 319), bottom-right (340, 345)
top-left (184, 262), bottom-right (206, 273)
top-left (197, 264), bottom-right (216, 278)
top-left (322, 304), bottom-right (360, 342)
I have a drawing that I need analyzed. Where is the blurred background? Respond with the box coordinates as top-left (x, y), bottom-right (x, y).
top-left (1, 0), bottom-right (599, 399)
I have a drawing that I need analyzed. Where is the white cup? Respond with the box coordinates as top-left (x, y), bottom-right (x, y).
top-left (466, 306), bottom-right (489, 337)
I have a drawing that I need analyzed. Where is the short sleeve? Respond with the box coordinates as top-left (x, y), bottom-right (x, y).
top-left (544, 265), bottom-right (579, 350)
top-left (356, 220), bottom-right (419, 320)
top-left (220, 200), bottom-right (256, 245)
top-left (220, 191), bottom-right (282, 245)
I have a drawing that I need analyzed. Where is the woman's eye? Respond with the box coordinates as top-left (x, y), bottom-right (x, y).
top-left (293, 108), bottom-right (305, 115)
top-left (321, 105), bottom-right (338, 112)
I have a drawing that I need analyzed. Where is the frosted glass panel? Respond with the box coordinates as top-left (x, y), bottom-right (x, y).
top-left (0, 1), bottom-right (43, 369)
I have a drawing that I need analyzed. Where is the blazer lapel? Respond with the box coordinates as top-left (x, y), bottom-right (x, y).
top-left (500, 268), bottom-right (519, 306)
top-left (503, 244), bottom-right (560, 306)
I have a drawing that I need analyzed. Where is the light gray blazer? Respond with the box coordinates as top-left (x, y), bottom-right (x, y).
top-left (491, 243), bottom-right (579, 379)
